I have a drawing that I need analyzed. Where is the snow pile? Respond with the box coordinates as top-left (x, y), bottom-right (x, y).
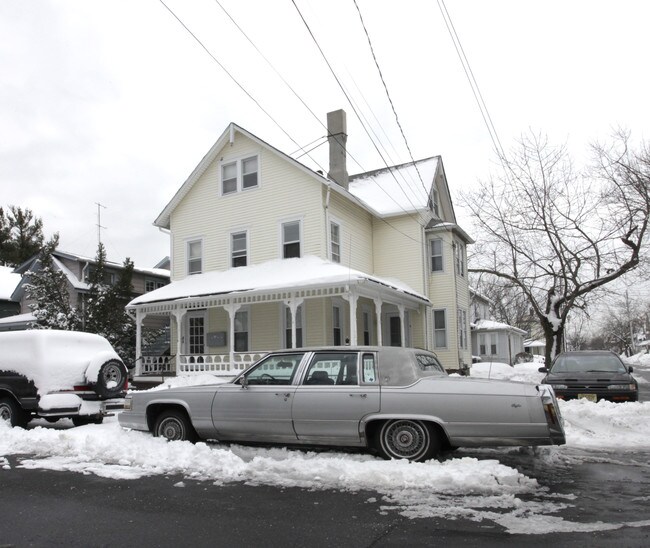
top-left (470, 361), bottom-right (545, 384)
top-left (144, 374), bottom-right (232, 392)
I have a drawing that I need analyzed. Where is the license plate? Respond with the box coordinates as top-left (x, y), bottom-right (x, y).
top-left (578, 393), bottom-right (597, 402)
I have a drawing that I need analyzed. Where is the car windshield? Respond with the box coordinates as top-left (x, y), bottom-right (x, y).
top-left (551, 354), bottom-right (627, 374)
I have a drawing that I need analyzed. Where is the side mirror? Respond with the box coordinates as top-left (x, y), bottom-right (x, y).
top-left (240, 375), bottom-right (249, 389)
top-left (628, 365), bottom-right (634, 373)
top-left (538, 367), bottom-right (548, 373)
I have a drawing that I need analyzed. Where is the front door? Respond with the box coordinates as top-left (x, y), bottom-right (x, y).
top-left (184, 311), bottom-right (205, 355)
top-left (211, 352), bottom-right (306, 442)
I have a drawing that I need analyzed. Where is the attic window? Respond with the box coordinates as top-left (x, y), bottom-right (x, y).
top-left (430, 187), bottom-right (440, 217)
top-left (221, 155), bottom-right (259, 195)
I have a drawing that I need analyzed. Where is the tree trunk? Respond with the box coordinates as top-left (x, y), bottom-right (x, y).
top-left (542, 319), bottom-right (564, 365)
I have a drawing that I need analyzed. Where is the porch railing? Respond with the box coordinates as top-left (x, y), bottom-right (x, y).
top-left (178, 352), bottom-right (269, 375)
top-left (140, 356), bottom-right (174, 375)
top-left (137, 352), bottom-right (269, 377)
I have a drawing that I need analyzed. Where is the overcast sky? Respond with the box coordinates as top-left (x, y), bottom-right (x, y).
top-left (2, 0), bottom-right (649, 269)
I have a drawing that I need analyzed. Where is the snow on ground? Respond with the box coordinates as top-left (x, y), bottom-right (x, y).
top-left (2, 369), bottom-right (650, 535)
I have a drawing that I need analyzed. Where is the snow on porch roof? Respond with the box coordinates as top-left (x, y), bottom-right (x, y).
top-left (128, 256), bottom-right (429, 307)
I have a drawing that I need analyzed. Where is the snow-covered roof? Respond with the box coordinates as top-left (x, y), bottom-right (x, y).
top-left (0, 312), bottom-right (34, 325)
top-left (472, 319), bottom-right (527, 335)
top-left (524, 339), bottom-right (546, 348)
top-left (348, 157), bottom-right (438, 216)
top-left (0, 266), bottom-right (21, 300)
top-left (129, 256), bottom-right (429, 307)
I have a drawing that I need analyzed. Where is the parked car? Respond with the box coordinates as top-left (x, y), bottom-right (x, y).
top-left (119, 346), bottom-right (565, 461)
top-left (0, 330), bottom-right (128, 428)
top-left (539, 350), bottom-right (638, 403)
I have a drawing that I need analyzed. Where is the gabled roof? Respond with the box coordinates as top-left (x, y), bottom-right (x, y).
top-left (348, 156), bottom-right (439, 216)
top-left (128, 255), bottom-right (429, 307)
top-left (154, 123), bottom-right (378, 229)
top-left (472, 318), bottom-right (527, 335)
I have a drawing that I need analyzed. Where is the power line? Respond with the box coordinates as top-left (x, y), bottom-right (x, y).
top-left (290, 0), bottom-right (430, 228)
top-left (352, 0), bottom-right (430, 198)
top-left (436, 0), bottom-right (506, 162)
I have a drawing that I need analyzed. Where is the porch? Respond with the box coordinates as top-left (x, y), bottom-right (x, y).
top-left (128, 257), bottom-right (431, 380)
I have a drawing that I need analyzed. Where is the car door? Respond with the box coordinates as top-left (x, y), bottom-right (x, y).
top-left (211, 353), bottom-right (306, 442)
top-left (292, 351), bottom-right (380, 444)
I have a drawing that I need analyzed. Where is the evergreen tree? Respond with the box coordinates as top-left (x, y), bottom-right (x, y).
top-left (24, 235), bottom-right (82, 330)
top-left (84, 243), bottom-right (137, 367)
top-left (0, 206), bottom-right (44, 267)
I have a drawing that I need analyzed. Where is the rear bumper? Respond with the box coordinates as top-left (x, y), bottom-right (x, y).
top-left (37, 395), bottom-right (126, 417)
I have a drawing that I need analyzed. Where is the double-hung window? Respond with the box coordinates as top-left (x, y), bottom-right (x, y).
top-left (234, 309), bottom-right (249, 352)
top-left (231, 231), bottom-right (248, 268)
top-left (187, 239), bottom-right (203, 275)
top-left (221, 155), bottom-right (259, 195)
top-left (454, 241), bottom-right (465, 277)
top-left (330, 221), bottom-right (341, 263)
top-left (282, 220), bottom-right (301, 259)
top-left (333, 305), bottom-right (342, 345)
top-left (284, 304), bottom-right (303, 348)
top-left (457, 309), bottom-right (468, 350)
top-left (430, 239), bottom-right (443, 272)
top-left (433, 309), bottom-right (447, 348)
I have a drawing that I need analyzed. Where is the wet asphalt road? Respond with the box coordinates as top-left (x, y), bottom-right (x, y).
top-left (0, 369), bottom-right (648, 547)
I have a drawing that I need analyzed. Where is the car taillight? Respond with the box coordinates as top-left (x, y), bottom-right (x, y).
top-left (73, 385), bottom-right (92, 392)
top-left (544, 402), bottom-right (559, 425)
top-left (123, 378), bottom-right (129, 391)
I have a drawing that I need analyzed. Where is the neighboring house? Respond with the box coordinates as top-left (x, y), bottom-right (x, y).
top-left (127, 110), bottom-right (474, 379)
top-left (0, 266), bottom-right (22, 320)
top-left (0, 251), bottom-right (170, 340)
top-left (470, 288), bottom-right (526, 365)
top-left (524, 339), bottom-right (546, 359)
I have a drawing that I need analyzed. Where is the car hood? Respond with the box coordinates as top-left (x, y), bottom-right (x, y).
top-left (543, 371), bottom-right (633, 383)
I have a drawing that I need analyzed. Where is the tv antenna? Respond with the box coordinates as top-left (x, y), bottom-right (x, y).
top-left (95, 202), bottom-right (107, 244)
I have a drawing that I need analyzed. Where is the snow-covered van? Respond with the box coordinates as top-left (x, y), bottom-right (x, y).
top-left (0, 330), bottom-right (127, 427)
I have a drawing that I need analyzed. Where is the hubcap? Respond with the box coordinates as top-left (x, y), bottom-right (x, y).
top-left (383, 420), bottom-right (429, 460)
top-left (0, 404), bottom-right (11, 421)
top-left (158, 417), bottom-right (184, 441)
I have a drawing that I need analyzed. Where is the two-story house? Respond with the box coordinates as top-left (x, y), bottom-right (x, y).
top-left (128, 110), bottom-right (474, 379)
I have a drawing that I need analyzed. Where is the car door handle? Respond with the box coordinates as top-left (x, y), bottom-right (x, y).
top-left (349, 393), bottom-right (367, 398)
top-left (276, 393), bottom-right (291, 398)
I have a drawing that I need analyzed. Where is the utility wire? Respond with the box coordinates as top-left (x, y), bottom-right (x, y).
top-left (436, 0), bottom-right (507, 161)
top-left (352, 0), bottom-right (431, 198)
top-left (291, 0), bottom-right (430, 228)
top-left (158, 0), bottom-right (327, 173)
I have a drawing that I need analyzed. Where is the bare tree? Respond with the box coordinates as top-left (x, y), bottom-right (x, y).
top-left (462, 131), bottom-right (650, 364)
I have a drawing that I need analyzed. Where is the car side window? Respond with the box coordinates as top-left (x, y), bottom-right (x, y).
top-left (416, 354), bottom-right (446, 374)
top-left (303, 352), bottom-right (358, 386)
top-left (361, 353), bottom-right (378, 384)
top-left (244, 353), bottom-right (305, 385)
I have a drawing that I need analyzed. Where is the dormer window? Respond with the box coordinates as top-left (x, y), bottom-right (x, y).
top-left (221, 155), bottom-right (259, 195)
top-left (430, 186), bottom-right (440, 217)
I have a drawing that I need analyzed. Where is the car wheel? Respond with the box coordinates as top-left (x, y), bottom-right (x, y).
top-left (0, 397), bottom-right (30, 428)
top-left (154, 410), bottom-right (198, 443)
top-left (377, 419), bottom-right (440, 462)
top-left (72, 415), bottom-right (104, 427)
top-left (94, 360), bottom-right (127, 398)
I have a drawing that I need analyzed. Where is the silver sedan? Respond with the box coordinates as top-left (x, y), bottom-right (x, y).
top-left (119, 347), bottom-right (565, 462)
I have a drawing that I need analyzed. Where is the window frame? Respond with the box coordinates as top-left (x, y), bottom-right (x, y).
top-left (433, 308), bottom-right (447, 349)
top-left (457, 308), bottom-right (468, 350)
top-left (186, 238), bottom-right (203, 276)
top-left (230, 230), bottom-right (248, 268)
top-left (280, 218), bottom-right (302, 259)
top-left (220, 154), bottom-right (260, 196)
top-left (454, 240), bottom-right (465, 277)
top-left (329, 219), bottom-right (341, 263)
top-left (234, 308), bottom-right (249, 352)
top-left (430, 238), bottom-right (444, 273)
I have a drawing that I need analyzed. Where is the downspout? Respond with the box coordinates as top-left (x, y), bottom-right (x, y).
top-left (325, 184), bottom-right (332, 259)
top-left (421, 224), bottom-right (430, 350)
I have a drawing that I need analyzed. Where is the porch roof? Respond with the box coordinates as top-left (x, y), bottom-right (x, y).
top-left (128, 256), bottom-right (429, 309)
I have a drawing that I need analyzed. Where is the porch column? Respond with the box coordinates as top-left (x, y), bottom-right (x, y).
top-left (342, 290), bottom-right (359, 346)
top-left (134, 309), bottom-right (146, 377)
top-left (397, 304), bottom-right (406, 347)
top-left (225, 303), bottom-right (241, 371)
top-left (172, 310), bottom-right (186, 373)
top-left (284, 296), bottom-right (304, 349)
top-left (373, 298), bottom-right (383, 346)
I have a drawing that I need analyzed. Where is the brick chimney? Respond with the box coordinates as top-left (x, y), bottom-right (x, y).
top-left (327, 109), bottom-right (348, 189)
